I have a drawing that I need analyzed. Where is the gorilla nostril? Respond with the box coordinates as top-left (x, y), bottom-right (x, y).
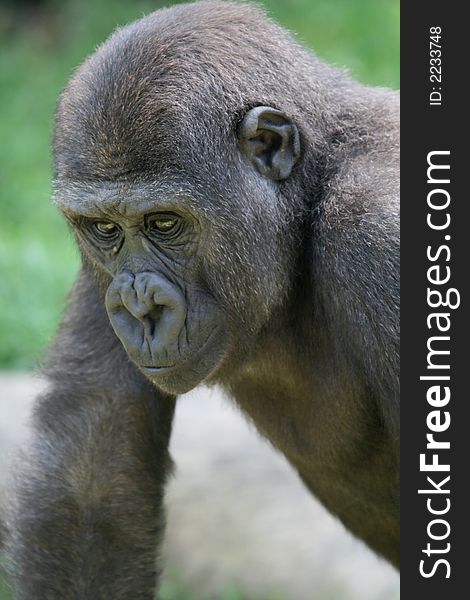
top-left (148, 305), bottom-right (164, 321)
top-left (143, 305), bottom-right (164, 337)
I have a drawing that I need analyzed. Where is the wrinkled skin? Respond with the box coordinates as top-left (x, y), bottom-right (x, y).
top-left (6, 1), bottom-right (399, 598)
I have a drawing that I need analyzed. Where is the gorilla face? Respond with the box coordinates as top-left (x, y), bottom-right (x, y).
top-left (54, 181), bottom-right (231, 394)
top-left (54, 154), bottom-right (298, 395)
top-left (100, 213), bottom-right (230, 395)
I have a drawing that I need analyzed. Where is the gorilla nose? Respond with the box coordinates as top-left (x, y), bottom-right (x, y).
top-left (105, 271), bottom-right (186, 356)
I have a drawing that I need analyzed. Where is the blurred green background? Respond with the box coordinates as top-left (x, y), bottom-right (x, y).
top-left (0, 1), bottom-right (398, 599)
top-left (0, 0), bottom-right (399, 371)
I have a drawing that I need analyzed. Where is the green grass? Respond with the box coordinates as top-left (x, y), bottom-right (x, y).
top-left (0, 0), bottom-right (399, 370)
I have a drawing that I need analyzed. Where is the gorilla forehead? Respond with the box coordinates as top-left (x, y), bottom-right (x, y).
top-left (53, 0), bottom-right (332, 181)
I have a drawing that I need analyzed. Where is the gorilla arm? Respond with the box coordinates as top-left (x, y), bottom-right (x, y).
top-left (6, 269), bottom-right (175, 600)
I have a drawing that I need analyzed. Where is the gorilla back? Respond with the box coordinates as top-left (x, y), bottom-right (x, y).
top-left (7, 1), bottom-right (399, 597)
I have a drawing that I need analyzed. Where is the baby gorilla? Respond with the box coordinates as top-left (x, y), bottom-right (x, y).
top-left (6, 1), bottom-right (399, 598)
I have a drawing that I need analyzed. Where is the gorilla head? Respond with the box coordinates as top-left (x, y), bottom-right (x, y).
top-left (52, 1), bottom-right (348, 394)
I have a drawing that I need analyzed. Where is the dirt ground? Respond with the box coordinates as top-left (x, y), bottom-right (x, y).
top-left (0, 373), bottom-right (399, 600)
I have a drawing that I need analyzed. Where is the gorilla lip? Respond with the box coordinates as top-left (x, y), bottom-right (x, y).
top-left (142, 364), bottom-right (176, 373)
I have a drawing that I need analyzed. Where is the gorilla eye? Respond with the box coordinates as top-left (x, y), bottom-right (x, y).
top-left (146, 213), bottom-right (181, 236)
top-left (93, 221), bottom-right (120, 239)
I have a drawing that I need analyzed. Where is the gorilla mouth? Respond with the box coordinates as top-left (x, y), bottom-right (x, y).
top-left (140, 326), bottom-right (220, 376)
top-left (142, 364), bottom-right (176, 373)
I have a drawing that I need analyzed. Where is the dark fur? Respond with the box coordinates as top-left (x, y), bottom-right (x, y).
top-left (6, 1), bottom-right (399, 597)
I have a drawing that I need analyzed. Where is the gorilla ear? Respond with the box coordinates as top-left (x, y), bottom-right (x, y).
top-left (238, 106), bottom-right (300, 180)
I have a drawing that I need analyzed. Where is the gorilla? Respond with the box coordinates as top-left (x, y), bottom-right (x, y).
top-left (6, 1), bottom-right (399, 597)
